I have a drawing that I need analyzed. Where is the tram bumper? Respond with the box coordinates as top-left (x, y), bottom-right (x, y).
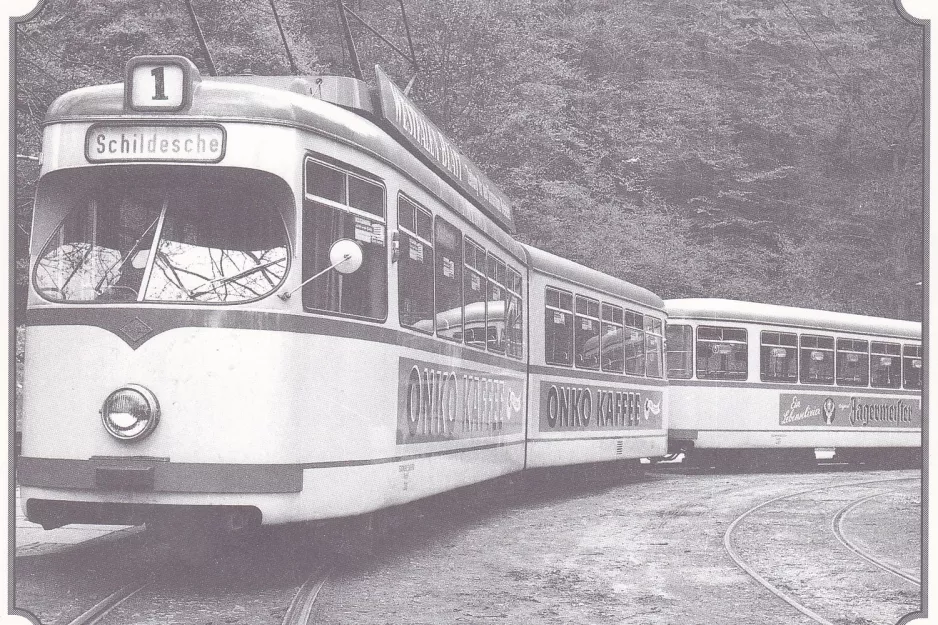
top-left (24, 497), bottom-right (263, 531)
top-left (17, 456), bottom-right (303, 528)
top-left (17, 456), bottom-right (303, 494)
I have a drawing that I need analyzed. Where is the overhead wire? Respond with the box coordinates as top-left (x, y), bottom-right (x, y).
top-left (779, 0), bottom-right (844, 82)
top-left (775, 0), bottom-right (921, 292)
top-left (334, 0), bottom-right (419, 86)
top-left (343, 5), bottom-right (416, 71)
top-left (778, 0), bottom-right (899, 151)
top-left (182, 0), bottom-right (218, 75)
top-left (269, 0), bottom-right (300, 74)
top-left (336, 0), bottom-right (364, 79)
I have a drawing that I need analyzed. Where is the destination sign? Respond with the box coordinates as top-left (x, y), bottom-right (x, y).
top-left (86, 124), bottom-right (225, 163)
top-left (779, 393), bottom-right (921, 428)
top-left (374, 66), bottom-right (515, 232)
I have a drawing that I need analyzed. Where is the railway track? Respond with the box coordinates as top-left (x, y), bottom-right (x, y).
top-left (723, 475), bottom-right (920, 625)
top-left (64, 580), bottom-right (151, 625)
top-left (832, 493), bottom-right (921, 586)
top-left (282, 565), bottom-right (333, 625)
top-left (57, 566), bottom-right (332, 625)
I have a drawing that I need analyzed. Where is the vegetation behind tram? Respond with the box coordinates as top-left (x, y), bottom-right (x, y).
top-left (14, 0), bottom-right (924, 322)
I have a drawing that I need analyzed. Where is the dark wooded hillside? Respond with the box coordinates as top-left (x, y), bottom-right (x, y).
top-left (14, 0), bottom-right (925, 320)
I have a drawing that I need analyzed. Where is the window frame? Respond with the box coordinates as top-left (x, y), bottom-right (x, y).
top-left (432, 215), bottom-right (463, 343)
top-left (623, 309), bottom-right (646, 377)
top-left (695, 325), bottom-right (748, 381)
top-left (902, 343), bottom-right (922, 390)
top-left (485, 252), bottom-right (508, 354)
top-left (835, 337), bottom-right (870, 387)
top-left (462, 237), bottom-right (488, 350)
top-left (760, 330), bottom-right (799, 383)
top-left (574, 294), bottom-right (602, 371)
top-left (869, 340), bottom-right (901, 389)
top-left (544, 285), bottom-right (574, 367)
top-left (33, 168), bottom-right (293, 306)
top-left (665, 323), bottom-right (694, 379)
top-left (600, 302), bottom-right (625, 374)
top-left (644, 315), bottom-right (664, 379)
top-left (505, 265), bottom-right (524, 360)
top-left (396, 194), bottom-right (434, 334)
top-left (799, 334), bottom-right (834, 385)
top-left (301, 155), bottom-right (388, 322)
top-left (304, 157), bottom-right (387, 224)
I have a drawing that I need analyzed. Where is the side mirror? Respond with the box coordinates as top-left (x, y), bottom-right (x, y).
top-left (130, 250), bottom-right (149, 269)
top-left (279, 238), bottom-right (363, 301)
top-left (330, 238), bottom-right (363, 274)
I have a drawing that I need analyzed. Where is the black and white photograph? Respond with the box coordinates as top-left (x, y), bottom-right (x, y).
top-left (4, 0), bottom-right (932, 623)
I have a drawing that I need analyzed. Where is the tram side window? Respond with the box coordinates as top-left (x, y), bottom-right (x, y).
top-left (575, 296), bottom-right (601, 370)
top-left (434, 217), bottom-right (463, 341)
top-left (870, 341), bottom-right (901, 389)
top-left (506, 268), bottom-right (524, 360)
top-left (800, 335), bottom-right (834, 385)
top-left (903, 344), bottom-right (922, 390)
top-left (761, 331), bottom-right (798, 382)
top-left (696, 326), bottom-right (747, 380)
top-left (623, 311), bottom-right (645, 376)
top-left (545, 286), bottom-right (573, 366)
top-left (836, 338), bottom-right (869, 387)
top-left (834, 339), bottom-right (870, 386)
top-left (486, 254), bottom-right (508, 353)
top-left (644, 316), bottom-right (664, 378)
top-left (463, 239), bottom-right (488, 349)
top-left (601, 303), bottom-right (624, 373)
top-left (303, 159), bottom-right (387, 320)
top-left (665, 324), bottom-right (693, 379)
top-left (397, 196), bottom-right (434, 332)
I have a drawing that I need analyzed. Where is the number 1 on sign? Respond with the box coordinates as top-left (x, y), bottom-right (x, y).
top-left (151, 67), bottom-right (169, 101)
top-left (129, 61), bottom-right (185, 110)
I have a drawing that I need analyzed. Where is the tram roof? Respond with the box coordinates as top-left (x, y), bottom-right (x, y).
top-left (521, 244), bottom-right (664, 311)
top-left (44, 68), bottom-right (518, 239)
top-left (664, 298), bottom-right (920, 340)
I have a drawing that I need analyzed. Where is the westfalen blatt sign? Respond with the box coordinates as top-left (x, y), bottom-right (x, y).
top-left (779, 393), bottom-right (921, 428)
top-left (374, 66), bottom-right (515, 233)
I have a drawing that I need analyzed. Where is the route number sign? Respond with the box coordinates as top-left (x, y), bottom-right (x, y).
top-left (125, 56), bottom-right (197, 112)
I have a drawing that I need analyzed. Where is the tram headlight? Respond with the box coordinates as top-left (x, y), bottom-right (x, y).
top-left (100, 384), bottom-right (160, 441)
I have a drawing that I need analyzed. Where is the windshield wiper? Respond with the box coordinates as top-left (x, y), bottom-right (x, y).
top-left (188, 257), bottom-right (286, 298)
top-left (55, 244), bottom-right (96, 296)
top-left (93, 215), bottom-right (161, 294)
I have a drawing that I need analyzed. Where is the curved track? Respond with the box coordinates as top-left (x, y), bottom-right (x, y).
top-left (831, 493), bottom-right (921, 586)
top-left (282, 565), bottom-right (332, 625)
top-left (53, 548), bottom-right (331, 625)
top-left (60, 564), bottom-right (332, 625)
top-left (64, 580), bottom-right (151, 625)
top-left (723, 475), bottom-right (919, 625)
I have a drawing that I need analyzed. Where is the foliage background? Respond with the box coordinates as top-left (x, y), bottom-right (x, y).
top-left (13, 0), bottom-right (926, 321)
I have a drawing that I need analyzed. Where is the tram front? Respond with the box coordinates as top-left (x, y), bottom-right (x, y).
top-left (18, 56), bottom-right (379, 529)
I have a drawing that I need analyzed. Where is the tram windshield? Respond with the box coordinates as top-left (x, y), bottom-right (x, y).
top-left (34, 168), bottom-right (290, 304)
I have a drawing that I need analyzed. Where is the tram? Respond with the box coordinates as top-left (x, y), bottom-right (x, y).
top-left (664, 299), bottom-right (922, 467)
top-left (17, 56), bottom-right (667, 531)
top-left (523, 245), bottom-right (667, 468)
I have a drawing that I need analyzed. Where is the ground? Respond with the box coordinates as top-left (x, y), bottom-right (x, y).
top-left (15, 464), bottom-right (921, 625)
